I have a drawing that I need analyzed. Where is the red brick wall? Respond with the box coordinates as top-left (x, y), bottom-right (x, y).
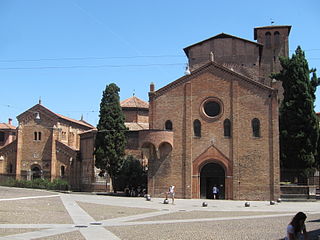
top-left (148, 65), bottom-right (279, 201)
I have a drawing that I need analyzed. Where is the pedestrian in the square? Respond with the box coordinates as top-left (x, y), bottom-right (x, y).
top-left (166, 185), bottom-right (175, 204)
top-left (212, 185), bottom-right (219, 199)
top-left (284, 212), bottom-right (308, 240)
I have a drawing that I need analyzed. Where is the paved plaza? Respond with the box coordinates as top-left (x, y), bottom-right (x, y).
top-left (0, 186), bottom-right (319, 239)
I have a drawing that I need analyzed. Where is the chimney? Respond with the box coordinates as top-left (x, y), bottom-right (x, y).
top-left (150, 82), bottom-right (155, 92)
top-left (8, 118), bottom-right (12, 125)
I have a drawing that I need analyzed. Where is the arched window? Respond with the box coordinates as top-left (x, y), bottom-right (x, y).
top-left (38, 132), bottom-right (41, 141)
top-left (274, 31), bottom-right (280, 48)
top-left (223, 119), bottom-right (231, 137)
top-left (193, 119), bottom-right (201, 137)
top-left (252, 118), bottom-right (261, 137)
top-left (9, 163), bottom-right (13, 173)
top-left (60, 166), bottom-right (65, 177)
top-left (265, 32), bottom-right (271, 48)
top-left (165, 120), bottom-right (173, 130)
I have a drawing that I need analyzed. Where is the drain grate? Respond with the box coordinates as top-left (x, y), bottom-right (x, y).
top-left (74, 225), bottom-right (88, 228)
top-left (90, 222), bottom-right (102, 225)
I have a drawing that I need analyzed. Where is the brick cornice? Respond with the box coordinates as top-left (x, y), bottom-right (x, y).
top-left (154, 62), bottom-right (275, 99)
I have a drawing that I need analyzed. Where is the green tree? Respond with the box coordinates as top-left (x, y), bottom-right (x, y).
top-left (311, 71), bottom-right (320, 169)
top-left (273, 46), bottom-right (319, 179)
top-left (117, 155), bottom-right (147, 192)
top-left (94, 83), bottom-right (127, 192)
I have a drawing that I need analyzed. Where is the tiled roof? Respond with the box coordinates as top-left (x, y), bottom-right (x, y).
top-left (125, 122), bottom-right (149, 131)
top-left (0, 123), bottom-right (16, 130)
top-left (121, 96), bottom-right (149, 109)
top-left (18, 104), bottom-right (95, 129)
top-left (55, 113), bottom-right (95, 129)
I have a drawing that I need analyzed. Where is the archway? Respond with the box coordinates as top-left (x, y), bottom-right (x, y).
top-left (31, 165), bottom-right (42, 179)
top-left (200, 162), bottom-right (225, 199)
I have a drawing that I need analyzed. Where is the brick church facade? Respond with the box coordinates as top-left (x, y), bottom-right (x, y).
top-left (0, 25), bottom-right (290, 200)
top-left (140, 25), bottom-right (290, 201)
top-left (0, 103), bottom-right (95, 189)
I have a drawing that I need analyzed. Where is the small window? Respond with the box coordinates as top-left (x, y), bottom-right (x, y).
top-left (252, 118), bottom-right (261, 137)
top-left (9, 163), bottom-right (13, 173)
top-left (224, 119), bottom-right (231, 137)
top-left (265, 32), bottom-right (271, 48)
top-left (165, 120), bottom-right (173, 130)
top-left (0, 132), bottom-right (4, 142)
top-left (34, 132), bottom-right (41, 141)
top-left (193, 119), bottom-right (201, 137)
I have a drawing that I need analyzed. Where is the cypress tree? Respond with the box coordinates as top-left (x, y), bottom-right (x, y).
top-left (273, 46), bottom-right (319, 179)
top-left (94, 83), bottom-right (127, 192)
top-left (311, 71), bottom-right (320, 169)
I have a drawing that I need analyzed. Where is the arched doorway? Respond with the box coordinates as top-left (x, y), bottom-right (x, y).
top-left (200, 162), bottom-right (225, 199)
top-left (31, 165), bottom-right (42, 179)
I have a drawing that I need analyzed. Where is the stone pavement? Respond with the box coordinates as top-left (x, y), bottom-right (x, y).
top-left (0, 186), bottom-right (319, 239)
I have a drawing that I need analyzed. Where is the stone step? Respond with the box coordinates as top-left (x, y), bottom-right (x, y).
top-left (281, 198), bottom-right (317, 202)
top-left (281, 194), bottom-right (309, 199)
top-left (281, 193), bottom-right (318, 202)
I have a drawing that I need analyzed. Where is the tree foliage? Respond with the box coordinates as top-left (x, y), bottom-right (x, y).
top-left (94, 83), bottom-right (127, 191)
top-left (273, 46), bottom-right (319, 177)
top-left (116, 155), bottom-right (147, 191)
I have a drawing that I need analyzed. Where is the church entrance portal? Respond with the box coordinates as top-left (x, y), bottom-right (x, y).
top-left (31, 166), bottom-right (42, 179)
top-left (200, 162), bottom-right (225, 199)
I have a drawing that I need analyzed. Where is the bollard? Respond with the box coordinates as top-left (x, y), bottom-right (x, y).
top-left (244, 202), bottom-right (250, 207)
top-left (163, 199), bottom-right (169, 204)
top-left (270, 200), bottom-right (275, 205)
top-left (202, 202), bottom-right (208, 207)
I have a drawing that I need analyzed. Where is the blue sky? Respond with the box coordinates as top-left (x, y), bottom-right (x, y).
top-left (1, 0), bottom-right (319, 126)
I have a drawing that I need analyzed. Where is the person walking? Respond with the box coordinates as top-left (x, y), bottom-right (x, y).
top-left (284, 212), bottom-right (308, 240)
top-left (166, 185), bottom-right (175, 204)
top-left (212, 185), bottom-right (219, 199)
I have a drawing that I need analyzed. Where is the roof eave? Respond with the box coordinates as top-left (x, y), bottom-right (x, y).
top-left (254, 25), bottom-right (292, 39)
top-left (183, 32), bottom-right (263, 56)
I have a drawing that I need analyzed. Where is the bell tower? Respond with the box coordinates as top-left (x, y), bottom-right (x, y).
top-left (254, 25), bottom-right (291, 85)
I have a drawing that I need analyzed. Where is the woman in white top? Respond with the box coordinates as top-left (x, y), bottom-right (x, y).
top-left (285, 212), bottom-right (308, 240)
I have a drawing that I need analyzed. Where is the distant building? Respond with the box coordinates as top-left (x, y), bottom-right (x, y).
top-left (0, 119), bottom-right (17, 177)
top-left (79, 95), bottom-right (150, 191)
top-left (0, 103), bottom-right (95, 189)
top-left (121, 95), bottom-right (149, 166)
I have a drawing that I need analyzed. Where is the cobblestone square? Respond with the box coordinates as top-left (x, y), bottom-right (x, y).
top-left (0, 186), bottom-right (319, 239)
